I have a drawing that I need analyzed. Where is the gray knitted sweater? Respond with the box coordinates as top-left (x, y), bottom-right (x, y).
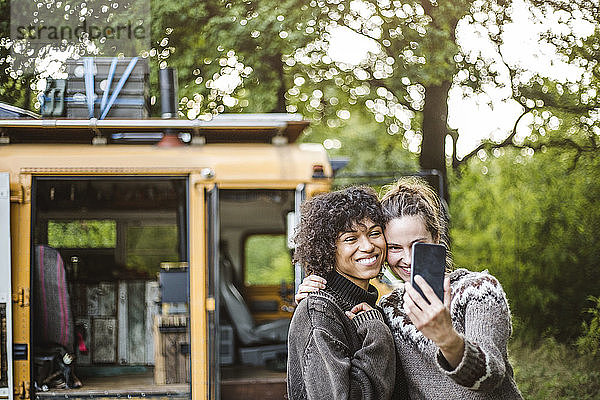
top-left (287, 271), bottom-right (397, 400)
top-left (379, 268), bottom-right (523, 400)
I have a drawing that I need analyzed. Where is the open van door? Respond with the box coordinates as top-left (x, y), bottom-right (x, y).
top-left (205, 185), bottom-right (220, 400)
top-left (0, 173), bottom-right (14, 399)
top-left (293, 184), bottom-right (305, 293)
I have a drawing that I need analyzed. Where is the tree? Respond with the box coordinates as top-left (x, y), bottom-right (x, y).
top-left (458, 0), bottom-right (600, 169)
top-left (0, 0), bottom-right (34, 109)
top-left (149, 0), bottom-right (320, 117)
top-left (450, 146), bottom-right (600, 341)
top-left (303, 104), bottom-right (419, 184)
top-left (447, 0), bottom-right (600, 342)
top-left (217, 0), bottom-right (597, 200)
top-left (3, 0), bottom-right (598, 192)
top-left (283, 0), bottom-right (483, 200)
top-left (149, 1), bottom-right (515, 199)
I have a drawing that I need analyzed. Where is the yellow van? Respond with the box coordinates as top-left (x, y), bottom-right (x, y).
top-left (0, 113), bottom-right (333, 399)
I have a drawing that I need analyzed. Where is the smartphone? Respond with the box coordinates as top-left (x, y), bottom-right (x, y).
top-left (410, 242), bottom-right (446, 303)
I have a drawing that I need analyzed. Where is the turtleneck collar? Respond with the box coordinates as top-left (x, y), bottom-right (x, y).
top-left (323, 269), bottom-right (379, 311)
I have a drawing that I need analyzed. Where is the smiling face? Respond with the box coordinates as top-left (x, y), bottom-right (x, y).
top-left (334, 218), bottom-right (386, 290)
top-left (385, 215), bottom-right (436, 282)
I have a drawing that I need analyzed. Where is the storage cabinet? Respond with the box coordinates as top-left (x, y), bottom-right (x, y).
top-left (73, 280), bottom-right (159, 366)
top-left (153, 315), bottom-right (190, 384)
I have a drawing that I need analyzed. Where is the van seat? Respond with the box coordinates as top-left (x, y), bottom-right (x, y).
top-left (219, 253), bottom-right (290, 346)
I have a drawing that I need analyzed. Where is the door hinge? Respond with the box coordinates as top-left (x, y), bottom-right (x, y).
top-left (12, 288), bottom-right (30, 307)
top-left (14, 381), bottom-right (29, 399)
top-left (9, 182), bottom-right (29, 204)
top-left (13, 343), bottom-right (28, 360)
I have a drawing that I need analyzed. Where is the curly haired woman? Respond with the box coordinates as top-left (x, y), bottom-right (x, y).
top-left (297, 178), bottom-right (523, 400)
top-left (287, 186), bottom-right (397, 400)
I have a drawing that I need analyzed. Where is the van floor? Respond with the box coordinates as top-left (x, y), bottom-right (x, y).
top-left (34, 371), bottom-right (189, 399)
top-left (34, 366), bottom-right (286, 400)
top-left (221, 365), bottom-right (287, 400)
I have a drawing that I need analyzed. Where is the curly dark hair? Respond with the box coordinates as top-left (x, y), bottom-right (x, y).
top-left (293, 186), bottom-right (385, 276)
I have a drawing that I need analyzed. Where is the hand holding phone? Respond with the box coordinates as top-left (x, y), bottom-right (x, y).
top-left (410, 243), bottom-right (446, 303)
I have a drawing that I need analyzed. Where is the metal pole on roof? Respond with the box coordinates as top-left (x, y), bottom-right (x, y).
top-left (157, 68), bottom-right (183, 147)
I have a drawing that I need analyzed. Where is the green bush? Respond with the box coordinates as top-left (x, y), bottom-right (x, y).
top-left (576, 296), bottom-right (600, 357)
top-left (510, 338), bottom-right (600, 400)
top-left (48, 220), bottom-right (116, 248)
top-left (450, 148), bottom-right (600, 341)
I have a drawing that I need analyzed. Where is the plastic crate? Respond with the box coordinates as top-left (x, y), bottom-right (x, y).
top-left (66, 101), bottom-right (149, 119)
top-left (64, 57), bottom-right (149, 119)
top-left (66, 57), bottom-right (149, 79)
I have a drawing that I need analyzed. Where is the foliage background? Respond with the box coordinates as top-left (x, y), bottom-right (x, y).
top-left (450, 147), bottom-right (600, 341)
top-left (1, 0), bottom-right (599, 396)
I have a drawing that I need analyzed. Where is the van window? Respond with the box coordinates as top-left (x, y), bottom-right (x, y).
top-left (48, 220), bottom-right (116, 248)
top-left (244, 234), bottom-right (292, 285)
top-left (126, 224), bottom-right (179, 273)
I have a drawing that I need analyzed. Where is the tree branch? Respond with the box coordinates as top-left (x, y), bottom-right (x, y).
top-left (368, 76), bottom-right (418, 112)
top-left (333, 21), bottom-right (417, 113)
top-left (455, 112), bottom-right (599, 170)
top-left (519, 137), bottom-right (594, 172)
top-left (456, 106), bottom-right (530, 166)
top-left (449, 128), bottom-right (460, 170)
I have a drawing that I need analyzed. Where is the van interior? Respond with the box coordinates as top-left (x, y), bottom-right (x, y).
top-left (32, 177), bottom-right (296, 399)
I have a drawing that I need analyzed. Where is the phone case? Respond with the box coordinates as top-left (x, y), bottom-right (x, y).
top-left (410, 242), bottom-right (445, 303)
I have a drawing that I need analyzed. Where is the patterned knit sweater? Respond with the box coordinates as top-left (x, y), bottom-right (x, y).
top-left (379, 268), bottom-right (523, 400)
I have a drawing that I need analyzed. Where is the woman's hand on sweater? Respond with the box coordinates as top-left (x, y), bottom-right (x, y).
top-left (345, 302), bottom-right (373, 320)
top-left (403, 275), bottom-right (465, 369)
top-left (294, 275), bottom-right (327, 304)
top-left (296, 277), bottom-right (377, 322)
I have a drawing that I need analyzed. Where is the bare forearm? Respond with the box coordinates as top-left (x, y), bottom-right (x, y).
top-left (437, 331), bottom-right (465, 369)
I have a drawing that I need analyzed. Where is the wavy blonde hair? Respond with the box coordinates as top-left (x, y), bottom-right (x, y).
top-left (380, 176), bottom-right (453, 269)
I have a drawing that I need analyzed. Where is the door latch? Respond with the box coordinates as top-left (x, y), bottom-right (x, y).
top-left (12, 288), bottom-right (30, 307)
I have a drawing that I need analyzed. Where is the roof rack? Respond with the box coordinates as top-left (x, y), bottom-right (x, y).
top-left (0, 113), bottom-right (310, 145)
top-left (0, 103), bottom-right (41, 120)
